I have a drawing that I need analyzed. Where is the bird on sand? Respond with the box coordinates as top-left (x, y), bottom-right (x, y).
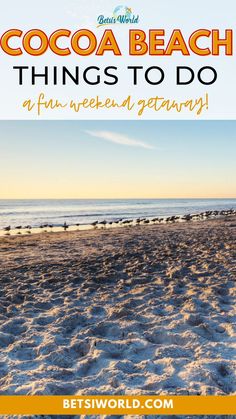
top-left (63, 222), bottom-right (69, 231)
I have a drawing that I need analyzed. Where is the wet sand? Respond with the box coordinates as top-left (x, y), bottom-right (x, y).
top-left (0, 216), bottom-right (235, 397)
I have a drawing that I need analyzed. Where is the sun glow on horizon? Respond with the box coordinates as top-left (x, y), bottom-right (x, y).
top-left (0, 121), bottom-right (235, 200)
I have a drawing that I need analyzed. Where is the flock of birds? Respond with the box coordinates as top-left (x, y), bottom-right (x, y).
top-left (2, 208), bottom-right (236, 235)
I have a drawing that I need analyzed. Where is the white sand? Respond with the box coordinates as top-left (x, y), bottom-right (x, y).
top-left (0, 216), bottom-right (235, 402)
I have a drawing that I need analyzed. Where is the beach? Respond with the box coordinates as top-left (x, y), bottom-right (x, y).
top-left (0, 216), bottom-right (235, 398)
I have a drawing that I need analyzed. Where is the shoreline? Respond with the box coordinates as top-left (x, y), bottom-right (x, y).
top-left (1, 208), bottom-right (235, 238)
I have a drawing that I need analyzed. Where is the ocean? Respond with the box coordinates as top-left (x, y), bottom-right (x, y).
top-left (0, 199), bottom-right (235, 230)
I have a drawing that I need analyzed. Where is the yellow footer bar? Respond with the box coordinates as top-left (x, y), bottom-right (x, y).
top-left (0, 395), bottom-right (235, 415)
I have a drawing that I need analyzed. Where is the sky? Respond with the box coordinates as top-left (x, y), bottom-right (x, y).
top-left (0, 121), bottom-right (235, 199)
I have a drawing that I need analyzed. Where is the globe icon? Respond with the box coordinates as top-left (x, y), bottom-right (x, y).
top-left (113, 5), bottom-right (132, 19)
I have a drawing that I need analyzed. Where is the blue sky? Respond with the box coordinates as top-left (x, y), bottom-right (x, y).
top-left (0, 121), bottom-right (235, 198)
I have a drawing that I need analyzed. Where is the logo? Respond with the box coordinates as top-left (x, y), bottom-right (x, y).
top-left (97, 5), bottom-right (139, 27)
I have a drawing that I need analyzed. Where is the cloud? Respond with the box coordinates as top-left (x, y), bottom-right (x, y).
top-left (84, 130), bottom-right (154, 149)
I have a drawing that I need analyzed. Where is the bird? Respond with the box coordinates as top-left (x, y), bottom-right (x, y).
top-left (100, 220), bottom-right (107, 227)
top-left (63, 222), bottom-right (69, 231)
top-left (183, 214), bottom-right (191, 222)
top-left (15, 226), bottom-right (22, 230)
top-left (4, 226), bottom-right (11, 231)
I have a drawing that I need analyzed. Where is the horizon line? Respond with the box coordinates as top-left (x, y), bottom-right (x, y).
top-left (0, 197), bottom-right (236, 201)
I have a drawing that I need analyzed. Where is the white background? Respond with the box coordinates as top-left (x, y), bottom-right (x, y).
top-left (0, 0), bottom-right (235, 119)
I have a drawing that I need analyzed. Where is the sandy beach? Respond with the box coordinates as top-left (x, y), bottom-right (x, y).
top-left (0, 216), bottom-right (235, 398)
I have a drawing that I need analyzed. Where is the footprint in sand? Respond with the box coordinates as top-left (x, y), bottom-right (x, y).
top-left (68, 340), bottom-right (91, 358)
top-left (92, 322), bottom-right (122, 340)
top-left (0, 332), bottom-right (15, 348)
top-left (34, 315), bottom-right (55, 326)
top-left (88, 306), bottom-right (107, 317)
top-left (185, 314), bottom-right (203, 326)
top-left (10, 346), bottom-right (37, 361)
top-left (77, 356), bottom-right (108, 377)
top-left (1, 319), bottom-right (27, 336)
top-left (0, 361), bottom-right (8, 378)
